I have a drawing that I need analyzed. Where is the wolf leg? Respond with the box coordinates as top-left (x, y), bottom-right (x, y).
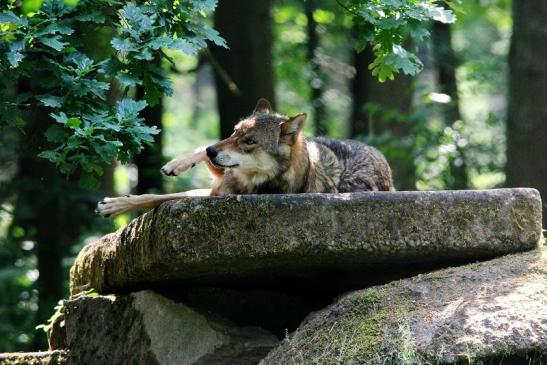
top-left (160, 147), bottom-right (208, 176)
top-left (95, 189), bottom-right (212, 218)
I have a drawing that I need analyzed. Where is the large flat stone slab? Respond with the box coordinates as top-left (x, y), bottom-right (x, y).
top-left (52, 290), bottom-right (277, 365)
top-left (261, 247), bottom-right (547, 364)
top-left (71, 189), bottom-right (542, 295)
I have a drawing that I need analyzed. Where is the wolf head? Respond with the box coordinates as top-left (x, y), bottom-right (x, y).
top-left (206, 99), bottom-right (307, 185)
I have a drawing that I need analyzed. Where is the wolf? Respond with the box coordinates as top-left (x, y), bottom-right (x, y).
top-left (95, 99), bottom-right (394, 217)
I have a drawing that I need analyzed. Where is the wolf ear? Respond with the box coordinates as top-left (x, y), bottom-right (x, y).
top-left (253, 98), bottom-right (273, 114)
top-left (280, 113), bottom-right (307, 137)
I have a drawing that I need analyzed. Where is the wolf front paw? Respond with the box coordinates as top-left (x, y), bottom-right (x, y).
top-left (160, 163), bottom-right (178, 176)
top-left (95, 196), bottom-right (133, 218)
top-left (160, 160), bottom-right (196, 176)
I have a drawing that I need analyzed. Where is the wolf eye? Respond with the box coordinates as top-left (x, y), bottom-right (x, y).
top-left (244, 139), bottom-right (256, 145)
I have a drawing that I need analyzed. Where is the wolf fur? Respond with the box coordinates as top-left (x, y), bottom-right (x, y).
top-left (95, 99), bottom-right (394, 217)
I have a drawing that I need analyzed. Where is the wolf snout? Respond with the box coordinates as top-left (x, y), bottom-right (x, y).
top-left (206, 146), bottom-right (218, 159)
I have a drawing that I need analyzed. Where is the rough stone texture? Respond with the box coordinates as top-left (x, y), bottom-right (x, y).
top-left (0, 351), bottom-right (68, 365)
top-left (56, 290), bottom-right (277, 365)
top-left (71, 189), bottom-right (542, 296)
top-left (261, 247), bottom-right (547, 365)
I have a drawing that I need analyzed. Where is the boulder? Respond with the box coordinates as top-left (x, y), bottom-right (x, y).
top-left (261, 247), bottom-right (547, 364)
top-left (55, 290), bottom-right (277, 365)
top-left (0, 351), bottom-right (68, 365)
top-left (71, 189), bottom-right (542, 296)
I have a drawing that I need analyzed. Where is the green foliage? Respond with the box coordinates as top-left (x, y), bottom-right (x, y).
top-left (35, 288), bottom-right (98, 342)
top-left (272, 2), bottom-right (313, 116)
top-left (359, 89), bottom-right (506, 191)
top-left (454, 0), bottom-right (511, 94)
top-left (35, 300), bottom-right (64, 341)
top-left (340, 0), bottom-right (457, 81)
top-left (0, 0), bottom-right (223, 187)
top-left (0, 0), bottom-right (457, 183)
top-left (273, 0), bottom-right (354, 136)
top-left (0, 236), bottom-right (38, 350)
top-left (0, 196), bottom-right (115, 351)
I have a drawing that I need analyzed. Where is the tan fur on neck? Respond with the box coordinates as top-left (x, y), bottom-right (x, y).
top-left (279, 135), bottom-right (310, 193)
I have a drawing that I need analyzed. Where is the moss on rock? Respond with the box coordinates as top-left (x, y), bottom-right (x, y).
top-left (70, 189), bottom-right (542, 296)
top-left (260, 247), bottom-right (547, 365)
top-left (0, 351), bottom-right (68, 365)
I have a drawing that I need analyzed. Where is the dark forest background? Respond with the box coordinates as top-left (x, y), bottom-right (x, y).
top-left (1, 0), bottom-right (546, 351)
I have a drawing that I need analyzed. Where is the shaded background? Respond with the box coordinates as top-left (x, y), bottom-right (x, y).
top-left (1, 0), bottom-right (546, 351)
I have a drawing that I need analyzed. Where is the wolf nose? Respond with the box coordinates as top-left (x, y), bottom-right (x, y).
top-left (206, 146), bottom-right (218, 159)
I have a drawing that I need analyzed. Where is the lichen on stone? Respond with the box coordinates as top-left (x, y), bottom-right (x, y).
top-left (70, 189), bottom-right (542, 296)
top-left (261, 247), bottom-right (547, 365)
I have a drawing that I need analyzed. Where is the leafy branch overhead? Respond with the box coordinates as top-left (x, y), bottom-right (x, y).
top-left (0, 0), bottom-right (455, 186)
top-left (0, 0), bottom-right (225, 187)
top-left (338, 0), bottom-right (457, 81)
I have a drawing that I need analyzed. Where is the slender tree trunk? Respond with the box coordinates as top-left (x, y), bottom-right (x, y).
top-left (350, 44), bottom-right (372, 137)
top-left (431, 22), bottom-right (461, 123)
top-left (506, 0), bottom-right (547, 226)
top-left (100, 78), bottom-right (124, 197)
top-left (6, 21), bottom-right (117, 351)
top-left (33, 173), bottom-right (65, 347)
top-left (305, 0), bottom-right (327, 136)
top-left (349, 43), bottom-right (416, 190)
top-left (10, 103), bottom-right (69, 350)
top-left (13, 79), bottom-right (101, 350)
top-left (135, 85), bottom-right (163, 194)
top-left (211, 0), bottom-right (275, 139)
top-left (8, 79), bottom-right (63, 350)
top-left (431, 21), bottom-right (468, 189)
top-left (190, 56), bottom-right (209, 128)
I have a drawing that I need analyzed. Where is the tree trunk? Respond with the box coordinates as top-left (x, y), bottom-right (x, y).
top-left (135, 85), bottom-right (163, 194)
top-left (506, 0), bottom-right (547, 227)
top-left (350, 44), bottom-right (372, 138)
top-left (305, 0), bottom-right (327, 136)
top-left (6, 21), bottom-right (117, 351)
top-left (431, 21), bottom-right (468, 189)
top-left (211, 0), bottom-right (275, 139)
top-left (100, 78), bottom-right (123, 197)
top-left (431, 22), bottom-right (461, 123)
top-left (11, 80), bottom-right (100, 350)
top-left (349, 43), bottom-right (415, 190)
top-left (10, 108), bottom-right (71, 350)
top-left (189, 56), bottom-right (210, 128)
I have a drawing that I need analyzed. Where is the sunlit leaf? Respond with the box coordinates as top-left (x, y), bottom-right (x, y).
top-left (115, 99), bottom-right (147, 122)
top-left (0, 11), bottom-right (28, 26)
top-left (7, 39), bottom-right (25, 67)
top-left (22, 0), bottom-right (43, 15)
top-left (37, 95), bottom-right (63, 108)
top-left (66, 117), bottom-right (81, 129)
top-left (111, 37), bottom-right (138, 53)
top-left (202, 28), bottom-right (227, 48)
top-left (39, 36), bottom-right (67, 51)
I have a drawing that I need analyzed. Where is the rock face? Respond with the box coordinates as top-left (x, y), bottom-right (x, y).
top-left (16, 187), bottom-right (539, 365)
top-left (261, 247), bottom-right (547, 365)
top-left (71, 189), bottom-right (542, 296)
top-left (57, 290), bottom-right (277, 365)
top-left (0, 351), bottom-right (68, 365)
